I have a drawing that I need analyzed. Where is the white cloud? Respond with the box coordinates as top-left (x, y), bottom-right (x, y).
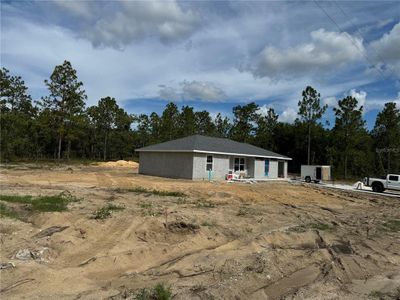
top-left (370, 22), bottom-right (400, 62)
top-left (369, 22), bottom-right (400, 76)
top-left (279, 107), bottom-right (297, 123)
top-left (323, 96), bottom-right (337, 108)
top-left (181, 80), bottom-right (226, 102)
top-left (349, 89), bottom-right (367, 108)
top-left (247, 29), bottom-right (365, 78)
top-left (159, 80), bottom-right (227, 102)
top-left (84, 1), bottom-right (199, 48)
top-left (257, 104), bottom-right (274, 117)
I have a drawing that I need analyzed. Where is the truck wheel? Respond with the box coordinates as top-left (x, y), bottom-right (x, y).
top-left (372, 182), bottom-right (383, 193)
top-left (305, 176), bottom-right (311, 183)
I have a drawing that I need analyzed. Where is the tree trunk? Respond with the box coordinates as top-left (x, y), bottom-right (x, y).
top-left (307, 122), bottom-right (311, 165)
top-left (67, 139), bottom-right (71, 160)
top-left (57, 133), bottom-right (62, 160)
top-left (344, 154), bottom-right (348, 179)
top-left (103, 132), bottom-right (107, 161)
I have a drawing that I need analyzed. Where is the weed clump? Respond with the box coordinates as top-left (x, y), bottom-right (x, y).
top-left (135, 283), bottom-right (172, 300)
top-left (381, 219), bottom-right (400, 232)
top-left (92, 204), bottom-right (125, 220)
top-left (196, 199), bottom-right (215, 208)
top-left (114, 187), bottom-right (185, 197)
top-left (0, 203), bottom-right (19, 219)
top-left (138, 202), bottom-right (162, 217)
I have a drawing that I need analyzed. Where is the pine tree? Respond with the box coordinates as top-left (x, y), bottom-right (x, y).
top-left (372, 102), bottom-right (400, 173)
top-left (39, 61), bottom-right (87, 160)
top-left (297, 86), bottom-right (327, 165)
top-left (332, 96), bottom-right (369, 178)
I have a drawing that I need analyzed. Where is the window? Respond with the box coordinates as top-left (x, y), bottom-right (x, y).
top-left (234, 157), bottom-right (245, 172)
top-left (389, 175), bottom-right (399, 181)
top-left (264, 159), bottom-right (269, 176)
top-left (206, 155), bottom-right (213, 171)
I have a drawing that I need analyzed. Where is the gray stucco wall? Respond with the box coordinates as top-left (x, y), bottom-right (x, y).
top-left (139, 151), bottom-right (289, 180)
top-left (253, 159), bottom-right (288, 179)
top-left (139, 152), bottom-right (194, 179)
top-left (192, 153), bottom-right (230, 180)
top-left (247, 157), bottom-right (255, 178)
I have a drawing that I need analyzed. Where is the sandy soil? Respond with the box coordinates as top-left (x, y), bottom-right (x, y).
top-left (0, 163), bottom-right (399, 299)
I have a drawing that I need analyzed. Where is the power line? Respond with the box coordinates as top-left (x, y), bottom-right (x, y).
top-left (333, 0), bottom-right (398, 79)
top-left (313, 0), bottom-right (391, 81)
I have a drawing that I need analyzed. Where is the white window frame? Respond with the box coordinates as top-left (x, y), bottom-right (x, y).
top-left (206, 155), bottom-right (213, 171)
top-left (234, 157), bottom-right (246, 172)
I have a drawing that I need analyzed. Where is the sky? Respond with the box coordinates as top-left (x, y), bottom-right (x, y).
top-left (1, 0), bottom-right (400, 129)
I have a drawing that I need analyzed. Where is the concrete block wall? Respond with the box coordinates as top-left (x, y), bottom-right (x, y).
top-left (139, 152), bottom-right (194, 179)
top-left (192, 153), bottom-right (229, 180)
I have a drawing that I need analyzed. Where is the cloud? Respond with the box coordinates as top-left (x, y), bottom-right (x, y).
top-left (246, 29), bottom-right (365, 78)
top-left (84, 1), bottom-right (199, 48)
top-left (369, 22), bottom-right (400, 76)
top-left (279, 107), bottom-right (297, 123)
top-left (257, 104), bottom-right (274, 117)
top-left (370, 22), bottom-right (400, 62)
top-left (349, 89), bottom-right (367, 108)
top-left (52, 0), bottom-right (93, 19)
top-left (323, 96), bottom-right (337, 108)
top-left (159, 80), bottom-right (227, 102)
top-left (181, 80), bottom-right (226, 102)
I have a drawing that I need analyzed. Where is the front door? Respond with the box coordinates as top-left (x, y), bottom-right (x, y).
top-left (388, 175), bottom-right (400, 190)
top-left (278, 161), bottom-right (284, 178)
top-left (264, 159), bottom-right (269, 176)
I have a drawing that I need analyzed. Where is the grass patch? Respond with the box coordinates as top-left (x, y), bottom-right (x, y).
top-left (380, 219), bottom-right (400, 232)
top-left (196, 199), bottom-right (215, 208)
top-left (135, 283), bottom-right (172, 300)
top-left (0, 203), bottom-right (19, 219)
top-left (92, 204), bottom-right (125, 220)
top-left (201, 220), bottom-right (216, 227)
top-left (236, 206), bottom-right (263, 217)
top-left (114, 187), bottom-right (185, 197)
top-left (138, 202), bottom-right (162, 217)
top-left (0, 191), bottom-right (79, 213)
top-left (175, 197), bottom-right (187, 205)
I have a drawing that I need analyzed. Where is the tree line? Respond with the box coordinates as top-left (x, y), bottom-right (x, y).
top-left (1, 61), bottom-right (399, 178)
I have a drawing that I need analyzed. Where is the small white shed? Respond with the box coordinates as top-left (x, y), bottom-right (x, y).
top-left (301, 165), bottom-right (331, 182)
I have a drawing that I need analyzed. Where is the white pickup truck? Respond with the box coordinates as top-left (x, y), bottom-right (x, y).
top-left (363, 174), bottom-right (400, 193)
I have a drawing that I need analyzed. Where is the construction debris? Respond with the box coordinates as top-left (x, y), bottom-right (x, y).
top-left (32, 226), bottom-right (69, 239)
top-left (0, 262), bottom-right (15, 270)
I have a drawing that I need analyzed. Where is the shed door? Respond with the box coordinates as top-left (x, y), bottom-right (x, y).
top-left (278, 161), bottom-right (284, 178)
top-left (316, 167), bottom-right (322, 180)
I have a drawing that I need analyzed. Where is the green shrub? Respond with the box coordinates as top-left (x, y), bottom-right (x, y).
top-left (135, 283), bottom-right (171, 300)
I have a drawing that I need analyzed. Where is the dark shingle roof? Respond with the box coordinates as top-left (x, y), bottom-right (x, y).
top-left (136, 135), bottom-right (291, 160)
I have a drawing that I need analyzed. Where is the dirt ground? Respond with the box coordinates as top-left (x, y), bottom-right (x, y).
top-left (0, 163), bottom-right (399, 299)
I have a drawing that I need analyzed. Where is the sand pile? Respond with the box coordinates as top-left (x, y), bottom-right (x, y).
top-left (96, 160), bottom-right (139, 168)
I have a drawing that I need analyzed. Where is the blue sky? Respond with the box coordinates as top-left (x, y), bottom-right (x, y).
top-left (1, 0), bottom-right (399, 129)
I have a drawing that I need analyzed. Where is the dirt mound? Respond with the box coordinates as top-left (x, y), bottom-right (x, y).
top-left (95, 160), bottom-right (139, 168)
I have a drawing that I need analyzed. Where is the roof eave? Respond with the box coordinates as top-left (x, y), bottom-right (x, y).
top-left (136, 149), bottom-right (292, 160)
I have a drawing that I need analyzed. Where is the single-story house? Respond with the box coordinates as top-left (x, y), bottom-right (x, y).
top-left (136, 134), bottom-right (292, 180)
